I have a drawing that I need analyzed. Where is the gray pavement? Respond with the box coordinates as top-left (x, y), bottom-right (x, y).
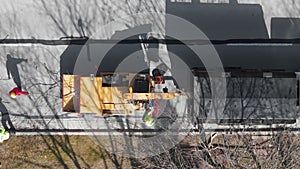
top-left (1, 0), bottom-right (300, 135)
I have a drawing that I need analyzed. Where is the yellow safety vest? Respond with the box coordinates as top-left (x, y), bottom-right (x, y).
top-left (0, 128), bottom-right (9, 143)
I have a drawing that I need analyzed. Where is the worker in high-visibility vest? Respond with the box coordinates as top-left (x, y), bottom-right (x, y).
top-left (0, 128), bottom-right (9, 143)
top-left (9, 87), bottom-right (29, 98)
top-left (143, 100), bottom-right (161, 126)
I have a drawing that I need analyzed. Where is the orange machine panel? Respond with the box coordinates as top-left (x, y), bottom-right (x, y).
top-left (79, 77), bottom-right (134, 116)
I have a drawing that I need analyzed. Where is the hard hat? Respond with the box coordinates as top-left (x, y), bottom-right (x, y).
top-left (10, 92), bottom-right (17, 98)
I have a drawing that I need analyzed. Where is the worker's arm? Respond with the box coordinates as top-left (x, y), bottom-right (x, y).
top-left (13, 58), bottom-right (27, 64)
top-left (6, 65), bottom-right (10, 79)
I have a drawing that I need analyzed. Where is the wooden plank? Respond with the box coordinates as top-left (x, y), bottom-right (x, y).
top-left (62, 75), bottom-right (79, 112)
top-left (80, 77), bottom-right (102, 114)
